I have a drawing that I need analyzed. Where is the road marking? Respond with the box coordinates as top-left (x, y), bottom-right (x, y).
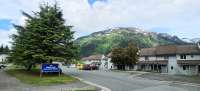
top-left (73, 76), bottom-right (111, 91)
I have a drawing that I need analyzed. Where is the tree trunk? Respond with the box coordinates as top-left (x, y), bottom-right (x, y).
top-left (50, 59), bottom-right (53, 64)
top-left (26, 64), bottom-right (32, 71)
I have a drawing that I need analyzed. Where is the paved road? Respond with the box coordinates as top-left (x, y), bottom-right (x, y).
top-left (139, 72), bottom-right (200, 84)
top-left (64, 68), bottom-right (200, 91)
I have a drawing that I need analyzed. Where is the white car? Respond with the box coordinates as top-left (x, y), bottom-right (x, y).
top-left (0, 64), bottom-right (6, 69)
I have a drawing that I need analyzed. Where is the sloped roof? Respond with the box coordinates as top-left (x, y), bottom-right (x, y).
top-left (140, 48), bottom-right (156, 56)
top-left (176, 45), bottom-right (200, 54)
top-left (140, 45), bottom-right (200, 56)
top-left (81, 54), bottom-right (103, 61)
top-left (156, 45), bottom-right (176, 55)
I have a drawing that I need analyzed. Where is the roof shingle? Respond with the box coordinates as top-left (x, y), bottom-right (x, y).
top-left (140, 45), bottom-right (200, 56)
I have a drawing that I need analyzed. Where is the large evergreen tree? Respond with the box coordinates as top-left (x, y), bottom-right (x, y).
top-left (9, 3), bottom-right (78, 70)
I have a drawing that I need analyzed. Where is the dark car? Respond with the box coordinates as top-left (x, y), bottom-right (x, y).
top-left (83, 64), bottom-right (98, 70)
top-left (83, 64), bottom-right (91, 70)
top-left (90, 64), bottom-right (98, 70)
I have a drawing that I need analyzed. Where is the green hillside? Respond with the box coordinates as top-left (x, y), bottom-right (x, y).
top-left (76, 27), bottom-right (186, 57)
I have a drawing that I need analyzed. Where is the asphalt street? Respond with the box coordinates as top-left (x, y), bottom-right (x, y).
top-left (64, 68), bottom-right (200, 91)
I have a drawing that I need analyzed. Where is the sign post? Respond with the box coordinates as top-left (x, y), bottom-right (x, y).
top-left (40, 63), bottom-right (61, 77)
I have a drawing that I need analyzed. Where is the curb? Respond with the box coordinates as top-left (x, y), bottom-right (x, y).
top-left (73, 76), bottom-right (111, 91)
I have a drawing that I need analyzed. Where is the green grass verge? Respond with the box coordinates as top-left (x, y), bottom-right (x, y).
top-left (5, 68), bottom-right (77, 86)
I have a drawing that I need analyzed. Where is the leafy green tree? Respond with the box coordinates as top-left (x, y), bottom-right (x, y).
top-left (125, 43), bottom-right (139, 66)
top-left (111, 42), bottom-right (139, 70)
top-left (111, 47), bottom-right (126, 70)
top-left (9, 3), bottom-right (78, 70)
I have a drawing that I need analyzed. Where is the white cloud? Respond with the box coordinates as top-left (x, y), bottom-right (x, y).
top-left (0, 0), bottom-right (200, 46)
top-left (0, 29), bottom-right (17, 47)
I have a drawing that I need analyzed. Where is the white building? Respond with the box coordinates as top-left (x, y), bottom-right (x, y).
top-left (81, 54), bottom-right (102, 66)
top-left (0, 54), bottom-right (8, 63)
top-left (100, 53), bottom-right (113, 70)
top-left (138, 45), bottom-right (200, 75)
top-left (81, 54), bottom-right (114, 70)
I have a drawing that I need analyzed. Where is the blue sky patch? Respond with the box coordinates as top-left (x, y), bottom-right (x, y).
top-left (88, 0), bottom-right (107, 7)
top-left (0, 19), bottom-right (12, 30)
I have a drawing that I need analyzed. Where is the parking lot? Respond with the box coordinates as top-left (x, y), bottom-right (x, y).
top-left (65, 68), bottom-right (200, 91)
top-left (138, 72), bottom-right (200, 84)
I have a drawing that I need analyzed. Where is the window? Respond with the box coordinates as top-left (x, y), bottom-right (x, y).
top-left (145, 56), bottom-right (149, 60)
top-left (180, 54), bottom-right (186, 59)
top-left (191, 55), bottom-right (194, 58)
top-left (171, 66), bottom-right (173, 70)
top-left (183, 65), bottom-right (189, 70)
top-left (164, 56), bottom-right (168, 60)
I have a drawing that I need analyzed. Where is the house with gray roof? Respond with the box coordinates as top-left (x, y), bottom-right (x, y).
top-left (138, 44), bottom-right (200, 75)
top-left (81, 54), bottom-right (103, 65)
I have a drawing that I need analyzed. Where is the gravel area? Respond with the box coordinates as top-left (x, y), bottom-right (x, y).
top-left (0, 69), bottom-right (97, 91)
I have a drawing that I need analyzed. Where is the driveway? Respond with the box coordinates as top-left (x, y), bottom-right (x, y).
top-left (64, 68), bottom-right (200, 91)
top-left (0, 69), bottom-right (96, 91)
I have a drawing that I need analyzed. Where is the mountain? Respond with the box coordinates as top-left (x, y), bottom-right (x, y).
top-left (182, 38), bottom-right (200, 43)
top-left (76, 27), bottom-right (187, 57)
top-left (191, 38), bottom-right (200, 43)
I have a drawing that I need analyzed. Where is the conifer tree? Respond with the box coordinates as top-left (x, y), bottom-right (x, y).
top-left (9, 3), bottom-right (78, 70)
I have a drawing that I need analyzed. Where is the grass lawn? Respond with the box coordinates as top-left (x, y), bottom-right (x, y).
top-left (5, 68), bottom-right (77, 86)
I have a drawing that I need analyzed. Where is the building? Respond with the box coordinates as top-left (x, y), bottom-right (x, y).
top-left (0, 54), bottom-right (8, 63)
top-left (81, 54), bottom-right (114, 70)
top-left (99, 53), bottom-right (114, 70)
top-left (138, 45), bottom-right (200, 75)
top-left (81, 54), bottom-right (103, 65)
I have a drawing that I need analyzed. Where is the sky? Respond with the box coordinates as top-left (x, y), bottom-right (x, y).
top-left (0, 0), bottom-right (200, 46)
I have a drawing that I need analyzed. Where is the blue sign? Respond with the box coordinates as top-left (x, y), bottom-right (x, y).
top-left (41, 63), bottom-right (60, 73)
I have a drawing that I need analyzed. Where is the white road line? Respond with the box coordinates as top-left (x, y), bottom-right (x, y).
top-left (73, 76), bottom-right (111, 91)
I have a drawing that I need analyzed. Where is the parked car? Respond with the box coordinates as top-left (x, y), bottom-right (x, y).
top-left (0, 64), bottom-right (7, 69)
top-left (90, 64), bottom-right (98, 70)
top-left (76, 64), bottom-right (84, 70)
top-left (82, 64), bottom-right (98, 70)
